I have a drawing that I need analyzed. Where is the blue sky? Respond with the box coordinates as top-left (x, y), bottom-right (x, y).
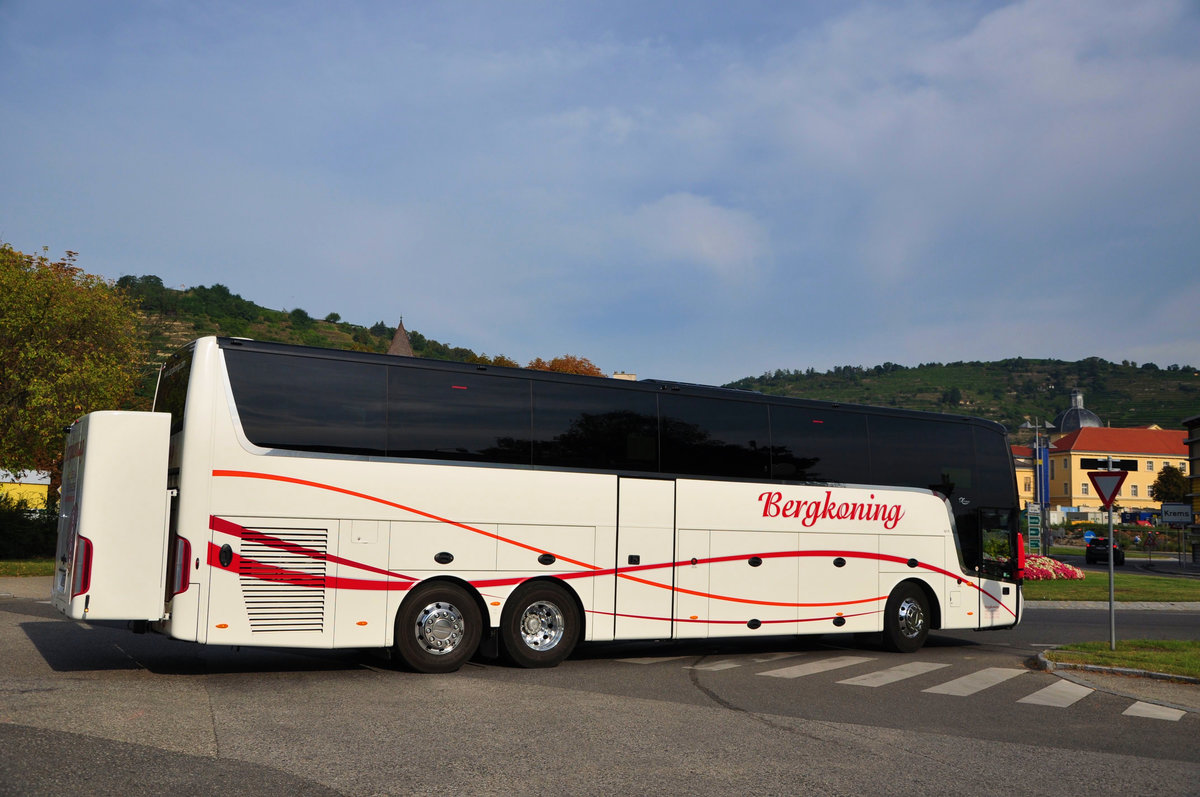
top-left (3, 1), bottom-right (1198, 384)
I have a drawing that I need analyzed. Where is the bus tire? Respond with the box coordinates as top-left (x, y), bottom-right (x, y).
top-left (394, 581), bottom-right (482, 673)
top-left (500, 581), bottom-right (580, 668)
top-left (882, 582), bottom-right (929, 653)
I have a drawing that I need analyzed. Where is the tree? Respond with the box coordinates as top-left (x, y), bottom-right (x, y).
top-left (0, 244), bottom-right (144, 474)
top-left (1149, 464), bottom-right (1188, 504)
top-left (527, 355), bottom-right (605, 377)
top-left (288, 307), bottom-right (314, 330)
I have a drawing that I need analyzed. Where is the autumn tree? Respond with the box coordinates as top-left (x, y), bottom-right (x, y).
top-left (527, 355), bottom-right (605, 377)
top-left (0, 244), bottom-right (144, 474)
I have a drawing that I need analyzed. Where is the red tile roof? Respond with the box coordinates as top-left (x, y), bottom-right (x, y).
top-left (1050, 427), bottom-right (1186, 456)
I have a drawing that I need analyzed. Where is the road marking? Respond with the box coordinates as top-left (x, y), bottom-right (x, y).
top-left (922, 667), bottom-right (1026, 696)
top-left (753, 652), bottom-right (803, 664)
top-left (838, 661), bottom-right (950, 687)
top-left (759, 656), bottom-right (874, 679)
top-left (1017, 680), bottom-right (1094, 707)
top-left (1122, 702), bottom-right (1186, 721)
top-left (616, 656), bottom-right (690, 665)
top-left (685, 659), bottom-right (744, 671)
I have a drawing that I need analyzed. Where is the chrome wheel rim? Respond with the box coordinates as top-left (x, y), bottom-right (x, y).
top-left (897, 596), bottom-right (926, 639)
top-left (517, 600), bottom-right (565, 651)
top-left (414, 601), bottom-right (467, 656)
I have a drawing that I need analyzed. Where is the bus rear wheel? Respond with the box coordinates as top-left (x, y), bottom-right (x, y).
top-left (395, 582), bottom-right (482, 673)
top-left (500, 582), bottom-right (580, 668)
top-left (882, 582), bottom-right (930, 653)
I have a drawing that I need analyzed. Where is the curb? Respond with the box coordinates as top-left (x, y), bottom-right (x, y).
top-left (1033, 651), bottom-right (1200, 714)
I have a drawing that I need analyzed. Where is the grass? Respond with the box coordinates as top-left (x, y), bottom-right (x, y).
top-left (1023, 571), bottom-right (1200, 602)
top-left (0, 559), bottom-right (55, 577)
top-left (1045, 640), bottom-right (1200, 680)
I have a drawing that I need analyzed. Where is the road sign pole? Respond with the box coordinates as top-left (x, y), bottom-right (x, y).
top-left (1087, 460), bottom-right (1127, 653)
top-left (1107, 455), bottom-right (1116, 652)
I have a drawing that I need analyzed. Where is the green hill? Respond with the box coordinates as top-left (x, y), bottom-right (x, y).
top-left (118, 275), bottom-right (1199, 434)
top-left (119, 275), bottom-right (514, 405)
top-left (724, 359), bottom-right (1199, 433)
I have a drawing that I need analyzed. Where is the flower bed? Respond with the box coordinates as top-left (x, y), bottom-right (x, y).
top-left (1024, 555), bottom-right (1084, 581)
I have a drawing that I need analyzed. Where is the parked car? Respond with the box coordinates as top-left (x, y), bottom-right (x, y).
top-left (1084, 536), bottom-right (1125, 565)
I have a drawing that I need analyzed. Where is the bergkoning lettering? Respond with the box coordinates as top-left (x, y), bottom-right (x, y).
top-left (757, 490), bottom-right (906, 530)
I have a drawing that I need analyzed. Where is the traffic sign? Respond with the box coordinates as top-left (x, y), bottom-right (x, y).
top-left (1087, 470), bottom-right (1128, 508)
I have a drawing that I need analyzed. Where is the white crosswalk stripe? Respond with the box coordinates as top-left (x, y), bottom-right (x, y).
top-left (616, 656), bottom-right (690, 665)
top-left (759, 655), bottom-right (875, 679)
top-left (838, 661), bottom-right (950, 687)
top-left (921, 667), bottom-right (1026, 696)
top-left (1122, 701), bottom-right (1186, 721)
top-left (1017, 679), bottom-right (1094, 707)
top-left (752, 652), bottom-right (803, 664)
top-left (685, 659), bottom-right (744, 671)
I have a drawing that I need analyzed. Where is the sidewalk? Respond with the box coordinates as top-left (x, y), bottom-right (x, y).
top-left (0, 575), bottom-right (51, 600)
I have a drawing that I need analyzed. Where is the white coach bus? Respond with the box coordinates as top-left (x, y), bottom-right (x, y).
top-left (52, 337), bottom-right (1023, 672)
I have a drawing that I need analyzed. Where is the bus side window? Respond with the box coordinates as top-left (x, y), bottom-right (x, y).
top-left (532, 381), bottom-right (658, 472)
top-left (388, 368), bottom-right (532, 465)
top-left (660, 394), bottom-right (769, 479)
top-left (768, 406), bottom-right (866, 482)
top-left (226, 350), bottom-right (387, 456)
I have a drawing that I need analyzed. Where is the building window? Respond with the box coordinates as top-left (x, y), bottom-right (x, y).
top-left (1050, 460), bottom-right (1056, 479)
top-left (1081, 483), bottom-right (1089, 495)
top-left (1131, 485), bottom-right (1138, 497)
top-left (1024, 477), bottom-right (1032, 492)
top-left (1147, 461), bottom-right (1155, 471)
top-left (1182, 462), bottom-right (1188, 475)
top-left (1063, 482), bottom-right (1069, 495)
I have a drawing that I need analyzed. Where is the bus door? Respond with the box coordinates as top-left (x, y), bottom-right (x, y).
top-left (613, 478), bottom-right (675, 640)
top-left (978, 508), bottom-right (1018, 628)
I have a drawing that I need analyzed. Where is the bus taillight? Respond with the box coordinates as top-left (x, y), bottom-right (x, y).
top-left (170, 536), bottom-right (192, 597)
top-left (70, 535), bottom-right (93, 599)
top-left (1015, 533), bottom-right (1026, 581)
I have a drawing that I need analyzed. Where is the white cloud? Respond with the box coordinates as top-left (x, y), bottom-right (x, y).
top-left (624, 193), bottom-right (770, 278)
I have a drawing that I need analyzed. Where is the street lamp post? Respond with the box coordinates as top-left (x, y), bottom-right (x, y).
top-left (1020, 419), bottom-right (1055, 556)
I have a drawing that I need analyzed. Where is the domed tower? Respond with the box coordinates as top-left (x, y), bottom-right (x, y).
top-left (1051, 389), bottom-right (1103, 440)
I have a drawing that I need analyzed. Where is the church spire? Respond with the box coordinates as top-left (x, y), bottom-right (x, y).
top-left (387, 317), bottom-right (414, 357)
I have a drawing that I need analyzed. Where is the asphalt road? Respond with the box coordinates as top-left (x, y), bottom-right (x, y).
top-left (2, 590), bottom-right (1198, 796)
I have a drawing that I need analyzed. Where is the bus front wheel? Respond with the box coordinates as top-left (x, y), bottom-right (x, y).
top-left (882, 582), bottom-right (930, 653)
top-left (394, 581), bottom-right (482, 673)
top-left (500, 582), bottom-right (580, 668)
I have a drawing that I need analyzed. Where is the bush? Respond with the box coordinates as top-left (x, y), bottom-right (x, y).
top-left (0, 493), bottom-right (57, 559)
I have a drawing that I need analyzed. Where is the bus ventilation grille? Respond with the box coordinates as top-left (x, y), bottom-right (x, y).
top-left (238, 528), bottom-right (327, 633)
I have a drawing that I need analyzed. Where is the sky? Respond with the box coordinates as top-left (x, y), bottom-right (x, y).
top-left (2, 1), bottom-right (1198, 385)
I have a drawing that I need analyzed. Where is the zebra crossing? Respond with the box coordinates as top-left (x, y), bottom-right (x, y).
top-left (620, 653), bottom-right (1191, 721)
